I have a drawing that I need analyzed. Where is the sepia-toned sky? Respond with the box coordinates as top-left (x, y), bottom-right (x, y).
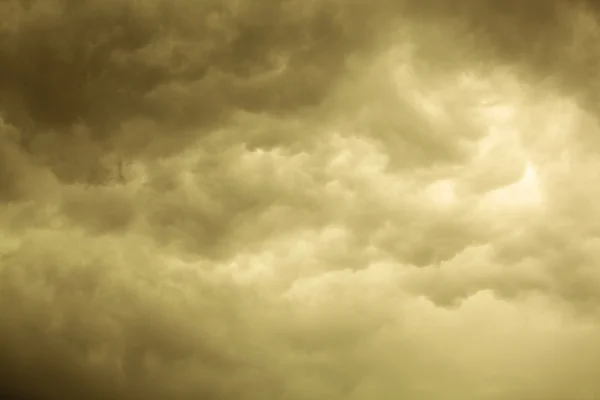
top-left (2, 0), bottom-right (600, 399)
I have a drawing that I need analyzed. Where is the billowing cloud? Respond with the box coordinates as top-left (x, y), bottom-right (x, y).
top-left (2, 1), bottom-right (600, 399)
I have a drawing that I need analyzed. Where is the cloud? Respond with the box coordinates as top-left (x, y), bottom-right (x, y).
top-left (0, 0), bottom-right (405, 184)
top-left (2, 1), bottom-right (600, 400)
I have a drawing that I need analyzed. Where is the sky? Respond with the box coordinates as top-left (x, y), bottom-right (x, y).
top-left (1, 0), bottom-right (600, 399)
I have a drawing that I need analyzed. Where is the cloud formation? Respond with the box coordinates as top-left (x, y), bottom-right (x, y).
top-left (2, 1), bottom-right (600, 399)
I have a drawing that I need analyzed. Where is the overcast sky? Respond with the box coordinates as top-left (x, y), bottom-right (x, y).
top-left (2, 1), bottom-right (600, 399)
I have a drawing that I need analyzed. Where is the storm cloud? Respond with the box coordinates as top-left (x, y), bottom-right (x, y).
top-left (2, 1), bottom-right (600, 399)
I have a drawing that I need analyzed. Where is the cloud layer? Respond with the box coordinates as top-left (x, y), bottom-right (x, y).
top-left (2, 1), bottom-right (600, 399)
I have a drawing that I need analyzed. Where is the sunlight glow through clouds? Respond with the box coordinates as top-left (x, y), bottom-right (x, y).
top-left (483, 161), bottom-right (544, 209)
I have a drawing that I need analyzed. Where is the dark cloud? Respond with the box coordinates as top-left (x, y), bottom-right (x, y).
top-left (3, 1), bottom-right (600, 400)
top-left (1, 0), bottom-right (598, 184)
top-left (0, 0), bottom-right (405, 185)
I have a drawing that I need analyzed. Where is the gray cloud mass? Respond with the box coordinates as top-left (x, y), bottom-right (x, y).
top-left (2, 1), bottom-right (600, 399)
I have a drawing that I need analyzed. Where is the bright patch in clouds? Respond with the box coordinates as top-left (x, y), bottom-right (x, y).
top-left (483, 161), bottom-right (544, 209)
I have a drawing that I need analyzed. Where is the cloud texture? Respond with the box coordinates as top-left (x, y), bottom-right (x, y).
top-left (2, 0), bottom-right (600, 399)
